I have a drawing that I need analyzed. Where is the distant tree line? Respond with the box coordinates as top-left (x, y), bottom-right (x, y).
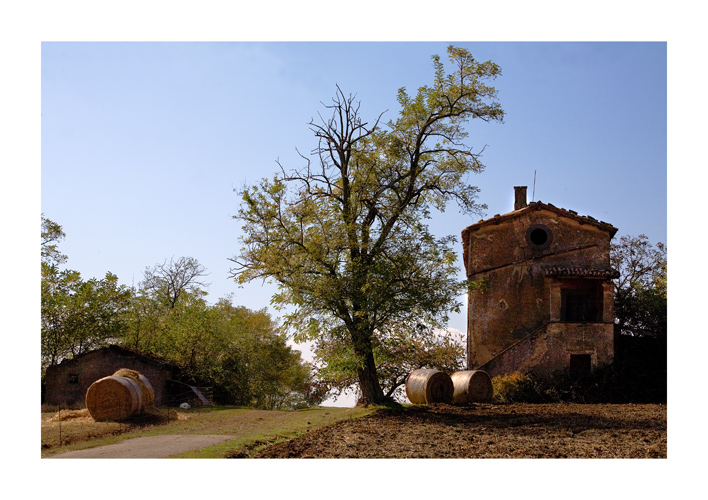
top-left (41, 215), bottom-right (327, 409)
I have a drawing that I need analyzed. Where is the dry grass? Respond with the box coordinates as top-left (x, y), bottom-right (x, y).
top-left (41, 405), bottom-right (371, 457)
top-left (41, 407), bottom-right (184, 451)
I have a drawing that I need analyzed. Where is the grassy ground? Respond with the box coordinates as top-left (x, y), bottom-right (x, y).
top-left (41, 405), bottom-right (373, 458)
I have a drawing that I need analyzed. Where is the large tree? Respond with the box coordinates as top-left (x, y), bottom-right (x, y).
top-left (313, 323), bottom-right (465, 402)
top-left (231, 46), bottom-right (504, 405)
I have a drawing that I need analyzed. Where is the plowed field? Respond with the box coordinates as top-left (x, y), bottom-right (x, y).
top-left (252, 403), bottom-right (666, 458)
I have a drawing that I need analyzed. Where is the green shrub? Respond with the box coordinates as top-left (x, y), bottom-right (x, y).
top-left (492, 372), bottom-right (549, 403)
top-left (490, 361), bottom-right (666, 404)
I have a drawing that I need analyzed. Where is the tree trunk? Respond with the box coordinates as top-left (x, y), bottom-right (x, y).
top-left (352, 331), bottom-right (386, 405)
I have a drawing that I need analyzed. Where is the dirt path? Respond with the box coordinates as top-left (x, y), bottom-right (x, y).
top-left (45, 435), bottom-right (237, 458)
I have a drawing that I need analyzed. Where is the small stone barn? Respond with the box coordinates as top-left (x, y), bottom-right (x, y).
top-left (44, 345), bottom-right (179, 407)
top-left (461, 186), bottom-right (619, 378)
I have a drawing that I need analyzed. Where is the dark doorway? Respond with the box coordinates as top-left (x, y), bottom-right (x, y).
top-left (569, 354), bottom-right (592, 378)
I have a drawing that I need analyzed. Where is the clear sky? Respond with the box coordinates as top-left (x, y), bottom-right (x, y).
top-left (39, 42), bottom-right (667, 391)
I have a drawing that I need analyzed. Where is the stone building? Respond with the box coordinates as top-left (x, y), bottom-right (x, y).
top-left (44, 345), bottom-right (179, 407)
top-left (461, 186), bottom-right (619, 378)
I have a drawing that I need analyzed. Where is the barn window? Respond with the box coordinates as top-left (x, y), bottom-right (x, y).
top-left (526, 224), bottom-right (553, 250)
top-left (569, 354), bottom-right (592, 378)
top-left (68, 373), bottom-right (79, 384)
top-left (560, 279), bottom-right (603, 322)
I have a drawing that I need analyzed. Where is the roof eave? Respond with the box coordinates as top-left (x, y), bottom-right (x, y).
top-left (462, 201), bottom-right (617, 237)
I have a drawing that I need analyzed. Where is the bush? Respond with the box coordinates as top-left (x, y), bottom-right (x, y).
top-left (492, 372), bottom-right (549, 403)
top-left (491, 360), bottom-right (666, 404)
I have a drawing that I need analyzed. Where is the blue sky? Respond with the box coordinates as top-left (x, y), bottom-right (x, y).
top-left (40, 42), bottom-right (667, 340)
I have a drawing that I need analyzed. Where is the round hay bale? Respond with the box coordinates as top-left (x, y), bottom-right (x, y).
top-left (112, 368), bottom-right (155, 408)
top-left (451, 370), bottom-right (493, 404)
top-left (405, 368), bottom-right (454, 404)
top-left (85, 376), bottom-right (142, 422)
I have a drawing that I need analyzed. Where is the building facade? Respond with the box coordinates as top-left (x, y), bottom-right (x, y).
top-left (461, 187), bottom-right (619, 378)
top-left (44, 345), bottom-right (179, 407)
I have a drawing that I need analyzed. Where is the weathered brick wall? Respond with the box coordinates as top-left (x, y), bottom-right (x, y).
top-left (479, 322), bottom-right (614, 377)
top-left (462, 203), bottom-right (616, 375)
top-left (44, 348), bottom-right (176, 407)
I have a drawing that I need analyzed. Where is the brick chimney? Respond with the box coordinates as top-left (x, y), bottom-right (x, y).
top-left (514, 186), bottom-right (527, 210)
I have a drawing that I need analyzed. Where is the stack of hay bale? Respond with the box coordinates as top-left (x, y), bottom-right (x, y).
top-left (85, 368), bottom-right (155, 422)
top-left (405, 368), bottom-right (493, 405)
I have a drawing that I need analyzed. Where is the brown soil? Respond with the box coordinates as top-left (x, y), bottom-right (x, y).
top-left (253, 403), bottom-right (666, 458)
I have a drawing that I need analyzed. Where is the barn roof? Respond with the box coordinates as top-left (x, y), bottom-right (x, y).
top-left (60, 345), bottom-right (178, 370)
top-left (462, 200), bottom-right (618, 238)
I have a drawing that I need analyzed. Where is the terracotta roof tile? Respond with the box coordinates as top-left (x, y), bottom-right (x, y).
top-left (541, 266), bottom-right (620, 279)
top-left (462, 201), bottom-right (618, 236)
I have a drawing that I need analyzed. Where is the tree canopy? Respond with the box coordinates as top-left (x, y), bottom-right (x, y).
top-left (611, 234), bottom-right (667, 340)
top-left (231, 46), bottom-right (503, 404)
top-left (41, 216), bottom-right (132, 373)
top-left (141, 256), bottom-right (210, 309)
top-left (122, 258), bottom-right (324, 408)
top-left (41, 216), bottom-right (322, 409)
top-left (41, 214), bottom-right (67, 266)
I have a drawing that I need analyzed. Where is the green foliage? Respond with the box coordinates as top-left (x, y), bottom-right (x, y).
top-left (313, 323), bottom-right (465, 403)
top-left (41, 214), bottom-right (67, 266)
top-left (39, 218), bottom-right (321, 409)
top-left (491, 372), bottom-right (547, 403)
top-left (41, 219), bottom-right (133, 374)
top-left (468, 277), bottom-right (490, 294)
top-left (141, 256), bottom-right (209, 309)
top-left (231, 46), bottom-right (504, 404)
top-left (198, 298), bottom-right (323, 409)
top-left (611, 234), bottom-right (667, 339)
top-left (123, 269), bottom-right (325, 409)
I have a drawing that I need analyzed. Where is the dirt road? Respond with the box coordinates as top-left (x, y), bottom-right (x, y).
top-left (45, 434), bottom-right (237, 458)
